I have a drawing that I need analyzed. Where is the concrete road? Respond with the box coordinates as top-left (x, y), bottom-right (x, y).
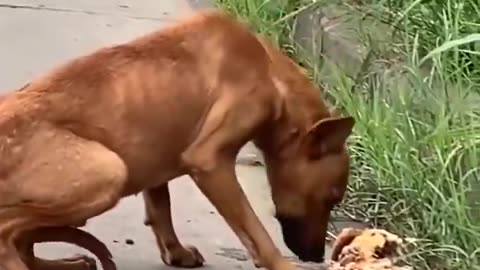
top-left (0, 1), bottom-right (323, 269)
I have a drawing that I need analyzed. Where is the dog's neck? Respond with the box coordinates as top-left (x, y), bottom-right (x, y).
top-left (253, 75), bottom-right (331, 160)
top-left (252, 36), bottom-right (332, 159)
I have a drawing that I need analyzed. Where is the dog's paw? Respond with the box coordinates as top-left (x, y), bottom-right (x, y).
top-left (161, 245), bottom-right (205, 268)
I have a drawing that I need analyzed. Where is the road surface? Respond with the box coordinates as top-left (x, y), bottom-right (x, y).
top-left (0, 1), bottom-right (325, 269)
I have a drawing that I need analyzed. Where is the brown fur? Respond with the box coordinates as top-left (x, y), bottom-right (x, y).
top-left (0, 9), bottom-right (355, 270)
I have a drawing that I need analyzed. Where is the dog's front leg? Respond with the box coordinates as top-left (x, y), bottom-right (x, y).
top-left (181, 96), bottom-right (297, 270)
top-left (143, 183), bottom-right (205, 268)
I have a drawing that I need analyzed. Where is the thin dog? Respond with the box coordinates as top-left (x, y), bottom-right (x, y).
top-left (0, 9), bottom-right (355, 270)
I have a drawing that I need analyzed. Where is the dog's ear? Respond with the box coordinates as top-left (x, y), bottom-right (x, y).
top-left (330, 228), bottom-right (363, 261)
top-left (305, 116), bottom-right (355, 158)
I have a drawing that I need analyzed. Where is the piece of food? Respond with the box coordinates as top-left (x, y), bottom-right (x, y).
top-left (328, 228), bottom-right (412, 270)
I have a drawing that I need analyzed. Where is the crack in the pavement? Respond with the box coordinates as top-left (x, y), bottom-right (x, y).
top-left (0, 3), bottom-right (174, 22)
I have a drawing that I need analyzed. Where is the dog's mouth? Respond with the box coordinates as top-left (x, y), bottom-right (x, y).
top-left (276, 215), bottom-right (325, 263)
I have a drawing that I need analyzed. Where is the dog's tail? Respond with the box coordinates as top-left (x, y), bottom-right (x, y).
top-left (27, 226), bottom-right (116, 270)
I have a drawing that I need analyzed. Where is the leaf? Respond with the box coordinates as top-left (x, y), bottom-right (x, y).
top-left (420, 34), bottom-right (480, 64)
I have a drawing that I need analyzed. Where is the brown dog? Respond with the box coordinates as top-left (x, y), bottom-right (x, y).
top-left (0, 9), bottom-right (355, 270)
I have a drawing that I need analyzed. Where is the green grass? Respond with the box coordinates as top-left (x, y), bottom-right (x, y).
top-left (215, 0), bottom-right (480, 269)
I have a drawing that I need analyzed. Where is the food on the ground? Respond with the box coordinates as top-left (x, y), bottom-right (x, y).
top-left (327, 228), bottom-right (412, 270)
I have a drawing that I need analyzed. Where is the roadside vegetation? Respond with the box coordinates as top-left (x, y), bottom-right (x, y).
top-left (215, 0), bottom-right (480, 269)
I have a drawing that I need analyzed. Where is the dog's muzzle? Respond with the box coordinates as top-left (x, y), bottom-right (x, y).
top-left (276, 215), bottom-right (325, 263)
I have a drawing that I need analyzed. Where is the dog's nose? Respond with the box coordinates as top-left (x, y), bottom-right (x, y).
top-left (276, 215), bottom-right (325, 263)
top-left (297, 251), bottom-right (325, 263)
top-left (295, 242), bottom-right (325, 263)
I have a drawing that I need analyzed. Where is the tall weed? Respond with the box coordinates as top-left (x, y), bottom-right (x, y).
top-left (215, 0), bottom-right (480, 269)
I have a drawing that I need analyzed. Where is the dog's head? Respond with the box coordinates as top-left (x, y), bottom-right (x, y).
top-left (263, 116), bottom-right (355, 263)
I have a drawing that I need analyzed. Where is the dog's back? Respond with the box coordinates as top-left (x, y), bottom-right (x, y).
top-left (0, 9), bottom-right (274, 194)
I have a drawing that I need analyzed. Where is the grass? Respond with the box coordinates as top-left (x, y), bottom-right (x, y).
top-left (215, 0), bottom-right (480, 269)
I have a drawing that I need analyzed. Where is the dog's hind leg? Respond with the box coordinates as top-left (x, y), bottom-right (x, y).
top-left (0, 126), bottom-right (127, 270)
top-left (143, 183), bottom-right (205, 268)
